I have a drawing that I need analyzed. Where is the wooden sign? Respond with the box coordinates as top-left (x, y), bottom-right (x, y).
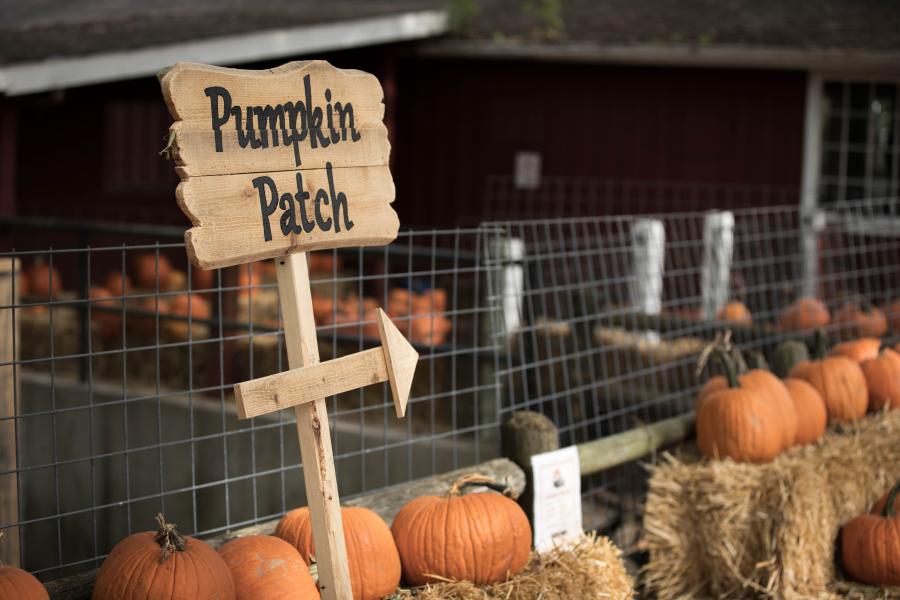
top-left (161, 61), bottom-right (399, 269)
top-left (160, 61), bottom-right (418, 600)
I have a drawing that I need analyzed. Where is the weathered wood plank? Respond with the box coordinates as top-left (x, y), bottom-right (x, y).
top-left (0, 258), bottom-right (20, 567)
top-left (178, 164), bottom-right (397, 269)
top-left (45, 458), bottom-right (525, 599)
top-left (161, 61), bottom-right (388, 177)
top-left (235, 347), bottom-right (387, 419)
top-left (277, 252), bottom-right (352, 600)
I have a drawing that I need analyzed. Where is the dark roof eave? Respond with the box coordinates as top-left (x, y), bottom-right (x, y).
top-left (417, 38), bottom-right (900, 75)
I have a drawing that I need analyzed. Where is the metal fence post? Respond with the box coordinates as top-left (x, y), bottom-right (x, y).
top-left (630, 219), bottom-right (666, 316)
top-left (700, 210), bottom-right (735, 320)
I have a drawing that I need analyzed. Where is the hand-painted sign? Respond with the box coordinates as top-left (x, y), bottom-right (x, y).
top-left (160, 61), bottom-right (398, 269)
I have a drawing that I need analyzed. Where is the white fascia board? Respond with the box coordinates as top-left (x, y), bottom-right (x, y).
top-left (0, 9), bottom-right (448, 96)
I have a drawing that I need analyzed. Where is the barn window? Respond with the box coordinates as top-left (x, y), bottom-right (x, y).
top-left (818, 81), bottom-right (898, 204)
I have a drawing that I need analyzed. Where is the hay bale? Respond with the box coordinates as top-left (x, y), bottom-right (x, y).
top-left (391, 534), bottom-right (633, 599)
top-left (644, 410), bottom-right (900, 599)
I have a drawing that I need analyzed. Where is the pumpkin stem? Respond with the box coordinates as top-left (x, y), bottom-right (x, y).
top-left (812, 329), bottom-right (829, 360)
top-left (716, 348), bottom-right (741, 389)
top-left (154, 513), bottom-right (186, 563)
top-left (882, 482), bottom-right (900, 518)
top-left (695, 330), bottom-right (733, 379)
top-left (447, 474), bottom-right (514, 498)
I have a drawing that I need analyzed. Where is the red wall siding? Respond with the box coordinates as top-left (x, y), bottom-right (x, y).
top-left (393, 59), bottom-right (806, 227)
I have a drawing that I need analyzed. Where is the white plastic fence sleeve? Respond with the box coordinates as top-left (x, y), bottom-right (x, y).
top-left (800, 206), bottom-right (825, 299)
top-left (630, 219), bottom-right (666, 316)
top-left (489, 237), bottom-right (525, 336)
top-left (700, 210), bottom-right (735, 320)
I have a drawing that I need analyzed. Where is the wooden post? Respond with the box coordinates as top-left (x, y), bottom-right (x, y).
top-left (501, 410), bottom-right (558, 522)
top-left (0, 258), bottom-right (20, 566)
top-left (277, 252), bottom-right (352, 600)
top-left (160, 62), bottom-right (416, 600)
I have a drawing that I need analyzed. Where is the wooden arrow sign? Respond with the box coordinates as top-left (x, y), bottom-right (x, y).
top-left (160, 61), bottom-right (419, 600)
top-left (234, 309), bottom-right (417, 420)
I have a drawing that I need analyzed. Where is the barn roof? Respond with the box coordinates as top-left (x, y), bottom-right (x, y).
top-left (2, 0), bottom-right (899, 95)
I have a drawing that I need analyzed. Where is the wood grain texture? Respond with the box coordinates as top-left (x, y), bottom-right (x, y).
top-left (235, 347), bottom-right (388, 419)
top-left (45, 458), bottom-right (526, 600)
top-left (161, 61), bottom-right (387, 177)
top-left (178, 164), bottom-right (397, 269)
top-left (376, 308), bottom-right (418, 417)
top-left (0, 259), bottom-right (19, 567)
top-left (276, 252), bottom-right (353, 600)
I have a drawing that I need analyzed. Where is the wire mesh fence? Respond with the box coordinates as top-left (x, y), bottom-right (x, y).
top-left (485, 198), bottom-right (900, 531)
top-left (0, 227), bottom-right (503, 580)
top-left (1, 197), bottom-right (899, 583)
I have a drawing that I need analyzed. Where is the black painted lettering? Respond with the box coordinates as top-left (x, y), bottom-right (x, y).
top-left (325, 89), bottom-right (340, 144)
top-left (314, 189), bottom-right (332, 232)
top-left (326, 162), bottom-right (353, 233)
top-left (205, 87), bottom-right (232, 152)
top-left (304, 75), bottom-right (330, 149)
top-left (294, 173), bottom-right (316, 234)
top-left (334, 102), bottom-right (361, 142)
top-left (254, 176), bottom-right (279, 241)
top-left (279, 192), bottom-right (299, 235)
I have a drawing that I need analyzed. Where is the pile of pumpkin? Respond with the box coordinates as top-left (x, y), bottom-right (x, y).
top-left (0, 474), bottom-right (531, 599)
top-left (696, 329), bottom-right (900, 464)
top-left (311, 287), bottom-right (451, 347)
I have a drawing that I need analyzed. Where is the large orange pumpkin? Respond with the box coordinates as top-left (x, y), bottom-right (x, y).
top-left (165, 294), bottom-right (211, 339)
top-left (218, 535), bottom-right (318, 600)
top-left (783, 378), bottom-right (827, 445)
top-left (834, 302), bottom-right (888, 339)
top-left (0, 531), bottom-right (47, 600)
top-left (698, 349), bottom-right (797, 450)
top-left (860, 347), bottom-right (900, 411)
top-left (92, 513), bottom-right (235, 600)
top-left (391, 475), bottom-right (532, 586)
top-left (716, 301), bottom-right (752, 325)
top-left (789, 353), bottom-right (868, 423)
top-left (696, 350), bottom-right (783, 463)
top-left (829, 337), bottom-right (882, 364)
top-left (841, 482), bottom-right (900, 586)
top-left (276, 506), bottom-right (399, 600)
top-left (103, 272), bottom-right (132, 297)
top-left (779, 297), bottom-right (830, 332)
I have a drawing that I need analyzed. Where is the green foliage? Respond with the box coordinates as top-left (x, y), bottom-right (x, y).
top-left (523, 0), bottom-right (565, 40)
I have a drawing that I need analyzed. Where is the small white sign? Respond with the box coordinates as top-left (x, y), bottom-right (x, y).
top-left (514, 151), bottom-right (542, 190)
top-left (531, 446), bottom-right (583, 552)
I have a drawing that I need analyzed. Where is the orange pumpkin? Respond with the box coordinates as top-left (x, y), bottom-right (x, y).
top-left (311, 295), bottom-right (335, 325)
top-left (27, 263), bottom-right (62, 299)
top-left (103, 272), bottom-right (132, 297)
top-left (841, 482), bottom-right (900, 586)
top-left (89, 286), bottom-right (122, 341)
top-left (165, 294), bottom-right (211, 339)
top-left (696, 350), bottom-right (784, 462)
top-left (191, 267), bottom-right (215, 291)
top-left (860, 347), bottom-right (900, 411)
top-left (698, 351), bottom-right (797, 450)
top-left (834, 302), bottom-right (888, 339)
top-left (387, 288), bottom-right (412, 317)
top-left (789, 355), bottom-right (868, 423)
top-left (0, 565), bottom-right (47, 599)
top-left (783, 378), bottom-right (827, 445)
top-left (0, 531), bottom-right (47, 599)
top-left (391, 475), bottom-right (531, 586)
top-left (276, 506), bottom-right (400, 600)
top-left (132, 253), bottom-right (173, 289)
top-left (218, 535), bottom-right (318, 600)
top-left (779, 297), bottom-right (830, 332)
top-left (162, 268), bottom-right (187, 292)
top-left (829, 337), bottom-right (881, 363)
top-left (716, 301), bottom-right (752, 325)
top-left (93, 513), bottom-right (235, 600)
top-left (235, 265), bottom-right (261, 296)
top-left (886, 300), bottom-right (900, 332)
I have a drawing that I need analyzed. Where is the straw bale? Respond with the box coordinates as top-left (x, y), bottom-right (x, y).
top-left (644, 409), bottom-right (900, 599)
top-left (391, 533), bottom-right (633, 599)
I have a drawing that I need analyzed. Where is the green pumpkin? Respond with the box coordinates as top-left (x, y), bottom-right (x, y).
top-left (773, 340), bottom-right (810, 378)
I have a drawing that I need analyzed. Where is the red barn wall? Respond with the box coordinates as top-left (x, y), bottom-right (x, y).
top-left (392, 59), bottom-right (806, 227)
